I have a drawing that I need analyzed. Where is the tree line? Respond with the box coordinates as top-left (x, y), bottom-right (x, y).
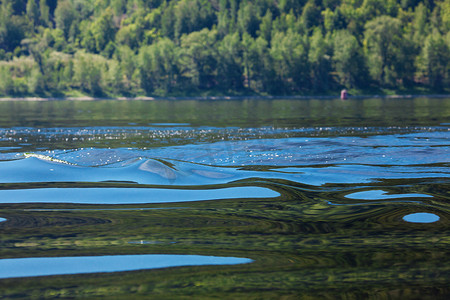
top-left (0, 0), bottom-right (449, 97)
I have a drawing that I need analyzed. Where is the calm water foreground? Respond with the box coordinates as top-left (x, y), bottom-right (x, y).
top-left (0, 98), bottom-right (449, 299)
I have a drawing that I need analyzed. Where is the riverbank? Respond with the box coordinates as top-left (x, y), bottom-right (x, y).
top-left (1, 94), bottom-right (449, 101)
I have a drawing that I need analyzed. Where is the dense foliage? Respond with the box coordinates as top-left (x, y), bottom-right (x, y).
top-left (0, 0), bottom-right (449, 97)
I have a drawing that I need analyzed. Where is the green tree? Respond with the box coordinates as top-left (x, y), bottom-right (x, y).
top-left (137, 44), bottom-right (153, 93)
top-left (156, 38), bottom-right (179, 93)
top-left (241, 34), bottom-right (276, 93)
top-left (179, 28), bottom-right (218, 89)
top-left (270, 29), bottom-right (309, 93)
top-left (258, 9), bottom-right (273, 44)
top-left (116, 22), bottom-right (142, 50)
top-left (73, 51), bottom-right (107, 96)
top-left (43, 51), bottom-right (72, 93)
top-left (137, 38), bottom-right (178, 94)
top-left (441, 0), bottom-right (450, 32)
top-left (237, 2), bottom-right (260, 37)
top-left (0, 64), bottom-right (14, 95)
top-left (89, 8), bottom-right (117, 53)
top-left (217, 0), bottom-right (232, 37)
top-left (26, 0), bottom-right (40, 29)
top-left (241, 33), bottom-right (255, 89)
top-left (139, 38), bottom-right (178, 94)
top-left (412, 3), bottom-right (429, 43)
top-left (323, 7), bottom-right (347, 32)
top-left (54, 0), bottom-right (77, 41)
top-left (174, 0), bottom-right (215, 39)
top-left (103, 58), bottom-right (124, 95)
top-left (0, 1), bottom-right (27, 53)
top-left (116, 45), bottom-right (137, 91)
top-left (417, 30), bottom-right (450, 89)
top-left (279, 0), bottom-right (306, 15)
top-left (217, 32), bottom-right (243, 90)
top-left (27, 66), bottom-right (44, 94)
top-left (111, 0), bottom-right (127, 17)
top-left (332, 30), bottom-right (367, 88)
top-left (0, 57), bottom-right (36, 95)
top-left (401, 0), bottom-right (422, 10)
top-left (39, 0), bottom-right (50, 27)
top-left (364, 15), bottom-right (403, 86)
top-left (302, 0), bottom-right (321, 31)
top-left (161, 1), bottom-right (176, 39)
top-left (309, 29), bottom-right (332, 91)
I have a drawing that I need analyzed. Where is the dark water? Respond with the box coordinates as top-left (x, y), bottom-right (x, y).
top-left (0, 98), bottom-right (449, 299)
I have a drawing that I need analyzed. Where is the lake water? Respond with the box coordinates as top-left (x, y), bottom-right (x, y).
top-left (0, 98), bottom-right (449, 298)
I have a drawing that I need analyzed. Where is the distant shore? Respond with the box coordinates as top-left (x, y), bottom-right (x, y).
top-left (0, 94), bottom-right (449, 102)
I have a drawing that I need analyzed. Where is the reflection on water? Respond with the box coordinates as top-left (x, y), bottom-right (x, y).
top-left (0, 98), bottom-right (449, 298)
top-left (0, 254), bottom-right (252, 279)
top-left (346, 190), bottom-right (433, 200)
top-left (0, 186), bottom-right (279, 204)
top-left (403, 212), bottom-right (440, 223)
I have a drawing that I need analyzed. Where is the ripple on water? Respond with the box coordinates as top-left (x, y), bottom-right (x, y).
top-left (2, 156), bottom-right (449, 188)
top-left (402, 212), bottom-right (440, 223)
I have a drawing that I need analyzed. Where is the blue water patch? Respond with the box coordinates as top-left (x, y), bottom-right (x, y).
top-left (0, 254), bottom-right (253, 279)
top-left (403, 212), bottom-right (440, 223)
top-left (0, 186), bottom-right (279, 204)
top-left (0, 217), bottom-right (6, 222)
top-left (346, 190), bottom-right (433, 200)
top-left (0, 147), bottom-right (22, 151)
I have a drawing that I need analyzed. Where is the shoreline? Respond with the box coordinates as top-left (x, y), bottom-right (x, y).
top-left (0, 94), bottom-right (449, 102)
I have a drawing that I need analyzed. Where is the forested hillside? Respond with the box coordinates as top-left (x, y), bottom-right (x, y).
top-left (0, 0), bottom-right (449, 97)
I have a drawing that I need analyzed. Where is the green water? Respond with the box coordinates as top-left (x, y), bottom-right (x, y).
top-left (0, 97), bottom-right (449, 299)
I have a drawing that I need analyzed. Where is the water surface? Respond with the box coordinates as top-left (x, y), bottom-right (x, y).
top-left (0, 98), bottom-right (449, 298)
